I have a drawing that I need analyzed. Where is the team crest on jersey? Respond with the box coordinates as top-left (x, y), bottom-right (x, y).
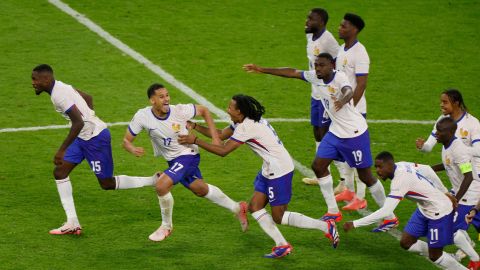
top-left (172, 123), bottom-right (181, 133)
top-left (314, 47), bottom-right (320, 56)
top-left (445, 157), bottom-right (451, 166)
top-left (343, 58), bottom-right (348, 66)
top-left (328, 86), bottom-right (336, 93)
top-left (460, 128), bottom-right (469, 138)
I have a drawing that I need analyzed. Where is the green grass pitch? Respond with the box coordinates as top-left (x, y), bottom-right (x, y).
top-left (1, 0), bottom-right (479, 269)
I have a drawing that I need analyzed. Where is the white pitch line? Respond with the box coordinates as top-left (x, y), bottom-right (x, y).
top-left (45, 2), bottom-right (438, 268)
top-left (48, 0), bottom-right (229, 121)
top-left (0, 118), bottom-right (434, 133)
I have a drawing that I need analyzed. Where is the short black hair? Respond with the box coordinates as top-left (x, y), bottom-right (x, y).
top-left (375, 151), bottom-right (395, 162)
top-left (311, 8), bottom-right (329, 24)
top-left (442, 88), bottom-right (468, 112)
top-left (147, 83), bottom-right (165, 98)
top-left (344, 13), bottom-right (365, 32)
top-left (232, 94), bottom-right (265, 122)
top-left (317, 52), bottom-right (335, 63)
top-left (437, 117), bottom-right (457, 132)
top-left (33, 64), bottom-right (53, 73)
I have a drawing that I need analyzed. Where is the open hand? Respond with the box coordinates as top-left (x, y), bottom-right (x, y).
top-left (243, 64), bottom-right (262, 73)
top-left (343, 221), bottom-right (355, 232)
top-left (178, 134), bottom-right (196, 145)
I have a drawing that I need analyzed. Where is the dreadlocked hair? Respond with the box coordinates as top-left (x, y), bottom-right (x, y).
top-left (232, 94), bottom-right (265, 122)
top-left (442, 88), bottom-right (468, 112)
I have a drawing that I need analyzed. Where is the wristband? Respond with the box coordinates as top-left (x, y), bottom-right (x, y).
top-left (193, 137), bottom-right (198, 144)
top-left (193, 122), bottom-right (197, 130)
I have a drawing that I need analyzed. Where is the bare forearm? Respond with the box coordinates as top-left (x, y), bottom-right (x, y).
top-left (352, 85), bottom-right (366, 106)
top-left (431, 163), bottom-right (445, 172)
top-left (76, 89), bottom-right (93, 109)
top-left (259, 67), bottom-right (301, 79)
top-left (195, 138), bottom-right (229, 157)
top-left (194, 124), bottom-right (222, 138)
top-left (456, 174), bottom-right (473, 201)
top-left (59, 122), bottom-right (83, 151)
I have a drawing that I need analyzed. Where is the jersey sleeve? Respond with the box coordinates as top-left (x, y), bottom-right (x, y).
top-left (128, 110), bottom-right (145, 136)
top-left (421, 117), bottom-right (442, 152)
top-left (301, 70), bottom-right (317, 83)
top-left (387, 174), bottom-right (411, 200)
top-left (452, 143), bottom-right (473, 174)
top-left (229, 123), bottom-right (252, 144)
top-left (471, 118), bottom-right (480, 146)
top-left (353, 198), bottom-right (400, 227)
top-left (176, 104), bottom-right (196, 121)
top-left (326, 36), bottom-right (340, 58)
top-left (337, 72), bottom-right (352, 90)
top-left (52, 91), bottom-right (75, 114)
top-left (355, 47), bottom-right (370, 76)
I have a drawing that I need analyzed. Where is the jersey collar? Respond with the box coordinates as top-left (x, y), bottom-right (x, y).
top-left (151, 107), bottom-right (170, 121)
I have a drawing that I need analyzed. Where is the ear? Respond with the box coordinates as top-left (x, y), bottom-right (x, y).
top-left (149, 97), bottom-right (155, 105)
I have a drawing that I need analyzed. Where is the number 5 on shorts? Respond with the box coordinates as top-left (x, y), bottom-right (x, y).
top-left (268, 187), bottom-right (274, 199)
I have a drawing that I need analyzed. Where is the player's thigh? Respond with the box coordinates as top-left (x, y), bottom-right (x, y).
top-left (254, 171), bottom-right (293, 208)
top-left (404, 209), bottom-right (429, 240)
top-left (315, 132), bottom-right (342, 162)
top-left (164, 155), bottom-right (202, 187)
top-left (427, 211), bottom-right (454, 249)
top-left (337, 130), bottom-right (373, 169)
top-left (82, 129), bottom-right (114, 180)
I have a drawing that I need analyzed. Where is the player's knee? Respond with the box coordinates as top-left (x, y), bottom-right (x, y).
top-left (192, 188), bottom-right (208, 197)
top-left (272, 214), bottom-right (283, 224)
top-left (53, 168), bottom-right (68, 180)
top-left (311, 163), bottom-right (327, 177)
top-left (428, 253), bottom-right (442, 262)
top-left (399, 238), bottom-right (414, 250)
top-left (98, 178), bottom-right (116, 190)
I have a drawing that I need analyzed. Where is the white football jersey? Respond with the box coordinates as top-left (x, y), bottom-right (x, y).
top-left (307, 31), bottom-right (340, 101)
top-left (388, 162), bottom-right (453, 219)
top-left (302, 70), bottom-right (368, 138)
top-left (230, 118), bottom-right (294, 179)
top-left (442, 138), bottom-right (480, 205)
top-left (396, 162), bottom-right (448, 193)
top-left (50, 80), bottom-right (107, 140)
top-left (335, 41), bottom-right (370, 114)
top-left (128, 104), bottom-right (198, 161)
top-left (426, 113), bottom-right (480, 173)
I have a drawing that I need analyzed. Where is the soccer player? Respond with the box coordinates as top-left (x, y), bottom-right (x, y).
top-left (301, 8), bottom-right (351, 195)
top-left (32, 64), bottom-right (158, 235)
top-left (431, 117), bottom-right (480, 269)
top-left (343, 152), bottom-right (467, 270)
top-left (177, 94), bottom-right (339, 258)
top-left (332, 13), bottom-right (370, 210)
top-left (243, 53), bottom-right (398, 231)
top-left (416, 89), bottom-right (480, 160)
top-left (122, 83), bottom-right (248, 242)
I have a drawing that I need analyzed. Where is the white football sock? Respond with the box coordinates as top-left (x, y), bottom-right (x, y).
top-left (318, 175), bottom-right (340, 213)
top-left (407, 240), bottom-right (429, 256)
top-left (333, 160), bottom-right (346, 182)
top-left (355, 173), bottom-right (367, 200)
top-left (281, 211), bottom-right (328, 233)
top-left (342, 164), bottom-right (355, 192)
top-left (369, 181), bottom-right (395, 220)
top-left (115, 174), bottom-right (158, 189)
top-left (55, 177), bottom-right (79, 225)
top-left (252, 208), bottom-right (287, 246)
top-left (434, 252), bottom-right (468, 269)
top-left (204, 184), bottom-right (239, 213)
top-left (158, 192), bottom-right (174, 229)
top-left (454, 230), bottom-right (480, 261)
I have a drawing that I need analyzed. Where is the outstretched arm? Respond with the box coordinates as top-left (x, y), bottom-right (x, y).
top-left (122, 129), bottom-right (145, 157)
top-left (195, 105), bottom-right (221, 145)
top-left (178, 134), bottom-right (242, 157)
top-left (431, 163), bottom-right (445, 172)
top-left (344, 198), bottom-right (400, 231)
top-left (55, 105), bottom-right (84, 165)
top-left (75, 89), bottom-right (93, 110)
top-left (243, 64), bottom-right (304, 80)
top-left (189, 121), bottom-right (233, 141)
